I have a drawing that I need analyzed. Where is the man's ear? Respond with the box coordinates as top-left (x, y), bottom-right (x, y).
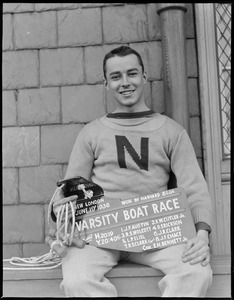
top-left (143, 71), bottom-right (147, 84)
top-left (103, 78), bottom-right (109, 90)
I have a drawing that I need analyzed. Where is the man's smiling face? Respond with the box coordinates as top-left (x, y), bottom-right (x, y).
top-left (104, 54), bottom-right (147, 113)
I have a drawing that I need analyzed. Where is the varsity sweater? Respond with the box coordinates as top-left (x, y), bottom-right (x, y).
top-left (64, 112), bottom-right (213, 228)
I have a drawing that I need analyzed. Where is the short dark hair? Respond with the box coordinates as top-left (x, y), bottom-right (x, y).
top-left (103, 46), bottom-right (145, 79)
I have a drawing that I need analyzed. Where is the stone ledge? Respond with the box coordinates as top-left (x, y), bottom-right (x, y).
top-left (3, 254), bottom-right (231, 281)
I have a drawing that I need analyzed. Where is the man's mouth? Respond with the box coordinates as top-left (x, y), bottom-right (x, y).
top-left (119, 90), bottom-right (135, 97)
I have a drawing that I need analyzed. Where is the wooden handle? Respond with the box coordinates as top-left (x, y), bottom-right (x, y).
top-left (45, 236), bottom-right (67, 258)
top-left (72, 237), bottom-right (86, 248)
top-left (48, 228), bottom-right (56, 237)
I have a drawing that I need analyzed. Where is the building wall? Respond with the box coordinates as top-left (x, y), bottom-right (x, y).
top-left (2, 3), bottom-right (201, 258)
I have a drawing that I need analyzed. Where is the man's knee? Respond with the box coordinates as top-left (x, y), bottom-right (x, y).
top-left (60, 274), bottom-right (89, 296)
top-left (189, 262), bottom-right (213, 290)
top-left (199, 263), bottom-right (212, 284)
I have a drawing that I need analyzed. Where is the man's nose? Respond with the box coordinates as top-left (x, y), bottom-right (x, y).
top-left (121, 74), bottom-right (130, 87)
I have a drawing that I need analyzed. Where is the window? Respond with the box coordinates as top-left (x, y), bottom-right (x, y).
top-left (214, 4), bottom-right (231, 158)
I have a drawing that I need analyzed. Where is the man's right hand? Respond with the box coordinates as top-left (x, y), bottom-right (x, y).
top-left (52, 186), bottom-right (78, 217)
top-left (51, 187), bottom-right (86, 248)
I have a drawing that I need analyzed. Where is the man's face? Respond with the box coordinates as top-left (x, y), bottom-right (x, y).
top-left (104, 54), bottom-right (147, 112)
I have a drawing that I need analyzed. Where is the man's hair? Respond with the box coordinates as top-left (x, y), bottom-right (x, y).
top-left (103, 46), bottom-right (145, 79)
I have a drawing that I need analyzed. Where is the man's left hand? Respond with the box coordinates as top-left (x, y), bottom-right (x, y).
top-left (182, 230), bottom-right (210, 266)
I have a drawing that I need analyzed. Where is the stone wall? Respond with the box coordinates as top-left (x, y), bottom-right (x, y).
top-left (2, 3), bottom-right (201, 258)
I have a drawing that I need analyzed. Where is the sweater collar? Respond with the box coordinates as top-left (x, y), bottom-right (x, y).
top-left (106, 110), bottom-right (155, 119)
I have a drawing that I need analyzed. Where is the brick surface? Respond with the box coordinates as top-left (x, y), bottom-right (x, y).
top-left (190, 116), bottom-right (202, 158)
top-left (14, 11), bottom-right (56, 49)
top-left (185, 4), bottom-right (195, 38)
top-left (188, 78), bottom-right (199, 117)
top-left (58, 8), bottom-right (102, 46)
top-left (3, 205), bottom-right (44, 243)
top-left (40, 48), bottom-right (84, 87)
top-left (3, 91), bottom-right (17, 127)
top-left (103, 5), bottom-right (148, 44)
top-left (3, 3), bottom-right (35, 13)
top-left (85, 44), bottom-right (122, 84)
top-left (3, 127), bottom-right (40, 167)
top-left (18, 87), bottom-right (60, 126)
top-left (147, 4), bottom-right (161, 41)
top-left (3, 168), bottom-right (19, 205)
top-left (152, 81), bottom-right (165, 114)
top-left (61, 85), bottom-right (106, 123)
top-left (19, 165), bottom-right (64, 204)
top-left (23, 242), bottom-right (50, 258)
top-left (44, 204), bottom-right (51, 238)
top-left (3, 244), bottom-right (22, 259)
top-left (3, 50), bottom-right (39, 90)
top-left (35, 3), bottom-right (80, 11)
top-left (41, 124), bottom-right (84, 164)
top-left (129, 42), bottom-right (163, 80)
top-left (186, 39), bottom-right (198, 77)
top-left (3, 14), bottom-right (13, 51)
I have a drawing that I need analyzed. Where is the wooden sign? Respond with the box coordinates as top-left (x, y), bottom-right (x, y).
top-left (58, 177), bottom-right (196, 252)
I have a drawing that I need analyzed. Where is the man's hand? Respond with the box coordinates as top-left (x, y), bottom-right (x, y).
top-left (182, 230), bottom-right (210, 266)
top-left (51, 188), bottom-right (85, 249)
top-left (52, 186), bottom-right (78, 217)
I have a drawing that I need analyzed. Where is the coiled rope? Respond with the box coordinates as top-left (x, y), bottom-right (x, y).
top-left (3, 184), bottom-right (78, 271)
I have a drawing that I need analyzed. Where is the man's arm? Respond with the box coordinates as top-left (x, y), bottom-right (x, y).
top-left (169, 128), bottom-right (212, 265)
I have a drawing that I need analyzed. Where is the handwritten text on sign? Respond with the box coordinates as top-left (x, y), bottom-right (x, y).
top-left (74, 188), bottom-right (196, 252)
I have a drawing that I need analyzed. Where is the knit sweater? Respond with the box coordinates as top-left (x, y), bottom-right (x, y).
top-left (64, 112), bottom-right (213, 228)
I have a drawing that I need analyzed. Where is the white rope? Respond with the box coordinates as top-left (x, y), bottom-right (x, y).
top-left (3, 184), bottom-right (78, 271)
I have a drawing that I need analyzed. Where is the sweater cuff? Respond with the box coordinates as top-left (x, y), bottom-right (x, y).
top-left (50, 207), bottom-right (57, 222)
top-left (195, 221), bottom-right (211, 234)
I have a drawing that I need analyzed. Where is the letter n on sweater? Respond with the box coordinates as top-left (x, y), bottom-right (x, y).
top-left (115, 135), bottom-right (149, 171)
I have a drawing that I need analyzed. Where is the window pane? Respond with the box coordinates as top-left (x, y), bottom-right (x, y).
top-left (214, 3), bottom-right (231, 158)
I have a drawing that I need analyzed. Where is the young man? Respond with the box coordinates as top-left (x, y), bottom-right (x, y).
top-left (51, 46), bottom-right (213, 297)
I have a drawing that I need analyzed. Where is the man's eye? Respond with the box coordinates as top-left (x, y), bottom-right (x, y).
top-left (111, 75), bottom-right (120, 80)
top-left (129, 72), bottom-right (138, 77)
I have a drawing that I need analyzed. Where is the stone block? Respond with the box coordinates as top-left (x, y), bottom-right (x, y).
top-left (85, 44), bottom-right (122, 84)
top-left (152, 81), bottom-right (165, 114)
top-left (197, 158), bottom-right (204, 173)
top-left (3, 168), bottom-right (19, 205)
top-left (3, 3), bottom-right (35, 13)
top-left (3, 50), bottom-right (39, 90)
top-left (14, 11), bottom-right (56, 49)
top-left (81, 3), bottom-right (124, 8)
top-left (35, 3), bottom-right (80, 11)
top-left (41, 124), bottom-right (84, 164)
top-left (44, 204), bottom-right (51, 238)
top-left (185, 3), bottom-right (195, 38)
top-left (144, 81), bottom-right (152, 108)
top-left (40, 48), bottom-right (84, 86)
top-left (103, 5), bottom-right (147, 43)
top-left (2, 91), bottom-right (17, 127)
top-left (3, 14), bottom-right (13, 51)
top-left (188, 78), bottom-right (199, 117)
top-left (19, 165), bottom-right (64, 204)
top-left (147, 4), bottom-right (161, 41)
top-left (18, 87), bottom-right (60, 126)
top-left (3, 127), bottom-right (40, 167)
top-left (3, 205), bottom-right (44, 243)
top-left (129, 41), bottom-right (163, 80)
top-left (58, 8), bottom-right (102, 46)
top-left (61, 85), bottom-right (106, 123)
top-left (186, 39), bottom-right (198, 77)
top-left (62, 164), bottom-right (68, 177)
top-left (189, 116), bottom-right (202, 158)
top-left (3, 244), bottom-right (21, 259)
top-left (23, 243), bottom-right (50, 258)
